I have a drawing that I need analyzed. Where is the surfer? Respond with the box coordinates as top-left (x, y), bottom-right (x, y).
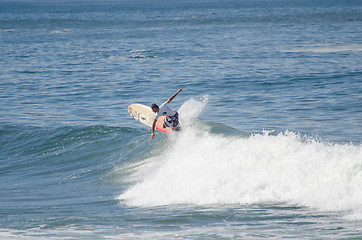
top-left (151, 88), bottom-right (183, 139)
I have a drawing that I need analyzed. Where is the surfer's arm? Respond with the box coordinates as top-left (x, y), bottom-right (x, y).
top-left (167, 88), bottom-right (183, 104)
top-left (151, 119), bottom-right (157, 139)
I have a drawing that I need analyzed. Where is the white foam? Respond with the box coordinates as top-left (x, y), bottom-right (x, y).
top-left (50, 29), bottom-right (72, 34)
top-left (118, 98), bottom-right (362, 219)
top-left (0, 227), bottom-right (95, 240)
top-left (281, 44), bottom-right (362, 53)
top-left (0, 29), bottom-right (16, 32)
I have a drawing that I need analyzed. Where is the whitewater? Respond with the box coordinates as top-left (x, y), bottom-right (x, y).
top-left (119, 98), bottom-right (362, 220)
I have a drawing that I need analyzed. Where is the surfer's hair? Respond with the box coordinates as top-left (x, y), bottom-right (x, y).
top-left (151, 104), bottom-right (159, 109)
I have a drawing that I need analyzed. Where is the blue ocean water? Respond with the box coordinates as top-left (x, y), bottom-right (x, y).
top-left (1, 0), bottom-right (362, 239)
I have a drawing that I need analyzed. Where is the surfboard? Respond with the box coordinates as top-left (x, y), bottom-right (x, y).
top-left (127, 103), bottom-right (172, 134)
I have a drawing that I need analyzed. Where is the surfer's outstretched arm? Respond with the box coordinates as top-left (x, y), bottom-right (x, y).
top-left (167, 88), bottom-right (183, 104)
top-left (151, 119), bottom-right (157, 139)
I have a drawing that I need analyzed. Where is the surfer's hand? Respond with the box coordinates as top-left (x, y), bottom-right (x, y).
top-left (151, 132), bottom-right (155, 139)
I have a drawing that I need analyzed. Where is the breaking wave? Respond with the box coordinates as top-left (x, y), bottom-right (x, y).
top-left (118, 97), bottom-right (362, 220)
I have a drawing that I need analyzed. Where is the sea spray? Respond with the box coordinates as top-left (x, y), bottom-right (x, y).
top-left (118, 98), bottom-right (362, 219)
top-left (177, 95), bottom-right (209, 126)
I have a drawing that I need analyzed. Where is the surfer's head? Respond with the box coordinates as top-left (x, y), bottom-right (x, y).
top-left (151, 104), bottom-right (159, 112)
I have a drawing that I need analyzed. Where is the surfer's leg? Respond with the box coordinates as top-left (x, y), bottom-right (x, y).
top-left (163, 117), bottom-right (172, 128)
top-left (171, 126), bottom-right (181, 131)
top-left (164, 112), bottom-right (179, 130)
top-left (170, 115), bottom-right (180, 131)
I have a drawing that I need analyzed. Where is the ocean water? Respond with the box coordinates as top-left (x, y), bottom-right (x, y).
top-left (1, 0), bottom-right (362, 239)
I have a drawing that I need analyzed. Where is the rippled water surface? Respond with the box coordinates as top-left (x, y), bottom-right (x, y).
top-left (1, 0), bottom-right (362, 239)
